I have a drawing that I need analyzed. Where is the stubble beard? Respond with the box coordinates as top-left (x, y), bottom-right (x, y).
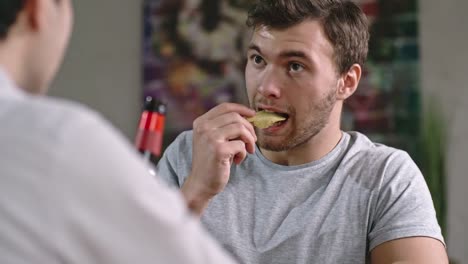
top-left (258, 88), bottom-right (337, 152)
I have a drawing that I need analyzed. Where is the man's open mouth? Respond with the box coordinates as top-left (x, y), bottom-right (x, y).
top-left (258, 108), bottom-right (289, 127)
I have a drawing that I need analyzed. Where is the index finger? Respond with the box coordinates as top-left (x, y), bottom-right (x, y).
top-left (202, 103), bottom-right (256, 121)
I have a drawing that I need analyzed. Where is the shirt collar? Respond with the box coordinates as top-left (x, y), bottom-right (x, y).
top-left (0, 66), bottom-right (26, 100)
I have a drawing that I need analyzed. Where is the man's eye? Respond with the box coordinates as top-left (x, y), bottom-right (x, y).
top-left (252, 55), bottom-right (264, 65)
top-left (289, 63), bottom-right (304, 72)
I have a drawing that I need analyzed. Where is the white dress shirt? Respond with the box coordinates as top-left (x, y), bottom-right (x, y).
top-left (0, 68), bottom-right (236, 264)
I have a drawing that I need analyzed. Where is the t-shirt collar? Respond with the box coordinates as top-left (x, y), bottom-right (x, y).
top-left (0, 66), bottom-right (26, 100)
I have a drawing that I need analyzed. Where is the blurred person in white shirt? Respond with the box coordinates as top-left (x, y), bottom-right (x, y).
top-left (0, 0), bottom-right (236, 263)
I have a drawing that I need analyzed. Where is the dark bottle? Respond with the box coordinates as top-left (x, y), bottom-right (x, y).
top-left (135, 96), bottom-right (167, 175)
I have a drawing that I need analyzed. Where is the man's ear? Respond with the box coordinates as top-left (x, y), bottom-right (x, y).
top-left (23, 0), bottom-right (41, 32)
top-left (336, 63), bottom-right (362, 100)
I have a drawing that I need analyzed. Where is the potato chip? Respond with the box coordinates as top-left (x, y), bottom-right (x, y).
top-left (247, 111), bottom-right (286, 129)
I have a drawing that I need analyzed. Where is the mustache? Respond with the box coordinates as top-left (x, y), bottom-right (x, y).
top-left (252, 101), bottom-right (293, 114)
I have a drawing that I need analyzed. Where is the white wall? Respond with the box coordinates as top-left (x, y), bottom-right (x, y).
top-left (420, 0), bottom-right (468, 262)
top-left (50, 0), bottom-right (143, 139)
top-left (50, 0), bottom-right (467, 262)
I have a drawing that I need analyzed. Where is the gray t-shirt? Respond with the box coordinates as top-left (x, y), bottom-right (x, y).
top-left (157, 131), bottom-right (444, 264)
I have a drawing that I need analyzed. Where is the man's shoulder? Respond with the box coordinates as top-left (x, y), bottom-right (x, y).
top-left (2, 95), bottom-right (116, 147)
top-left (342, 131), bottom-right (418, 187)
top-left (33, 95), bottom-right (103, 123)
top-left (0, 95), bottom-right (133, 182)
top-left (161, 129), bottom-right (195, 167)
top-left (345, 131), bottom-right (411, 162)
top-left (26, 96), bottom-right (108, 136)
top-left (167, 130), bottom-right (194, 152)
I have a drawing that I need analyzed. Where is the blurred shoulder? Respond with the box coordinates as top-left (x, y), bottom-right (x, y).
top-left (21, 95), bottom-right (116, 140)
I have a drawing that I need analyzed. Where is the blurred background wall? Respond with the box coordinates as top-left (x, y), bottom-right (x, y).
top-left (50, 0), bottom-right (142, 139)
top-left (420, 0), bottom-right (468, 262)
top-left (50, 0), bottom-right (467, 262)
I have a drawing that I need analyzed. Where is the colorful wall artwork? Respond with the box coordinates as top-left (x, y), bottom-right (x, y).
top-left (143, 0), bottom-right (251, 148)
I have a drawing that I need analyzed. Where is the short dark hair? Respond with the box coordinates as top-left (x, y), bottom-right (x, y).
top-left (0, 0), bottom-right (27, 40)
top-left (246, 0), bottom-right (369, 75)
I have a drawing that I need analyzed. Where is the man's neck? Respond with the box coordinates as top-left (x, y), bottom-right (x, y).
top-left (0, 39), bottom-right (28, 91)
top-left (260, 127), bottom-right (343, 166)
top-left (0, 50), bottom-right (22, 89)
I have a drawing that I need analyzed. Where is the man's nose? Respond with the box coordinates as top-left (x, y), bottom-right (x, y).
top-left (257, 67), bottom-right (281, 99)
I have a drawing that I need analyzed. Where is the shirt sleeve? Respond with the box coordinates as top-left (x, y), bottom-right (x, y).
top-left (52, 110), bottom-right (236, 264)
top-left (156, 131), bottom-right (192, 188)
top-left (367, 150), bottom-right (445, 251)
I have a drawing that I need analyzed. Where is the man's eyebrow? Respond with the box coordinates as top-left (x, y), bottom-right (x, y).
top-left (247, 44), bottom-right (315, 66)
top-left (278, 50), bottom-right (313, 62)
top-left (247, 44), bottom-right (262, 53)
top-left (248, 44), bottom-right (313, 61)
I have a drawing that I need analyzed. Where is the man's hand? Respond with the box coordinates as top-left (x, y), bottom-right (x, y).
top-left (181, 103), bottom-right (257, 215)
top-left (371, 237), bottom-right (448, 264)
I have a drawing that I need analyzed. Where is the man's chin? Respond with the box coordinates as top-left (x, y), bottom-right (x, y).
top-left (257, 139), bottom-right (292, 152)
